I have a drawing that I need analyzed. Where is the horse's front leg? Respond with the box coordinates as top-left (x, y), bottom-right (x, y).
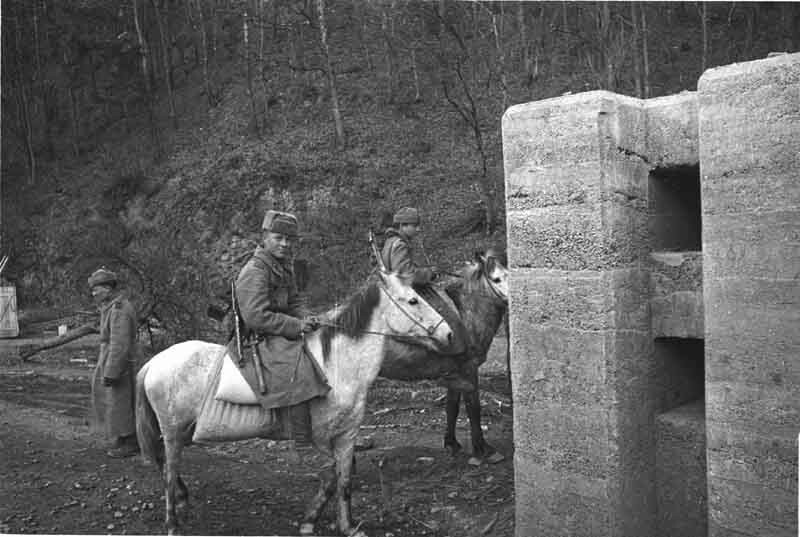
top-left (299, 465), bottom-right (336, 536)
top-left (464, 383), bottom-right (503, 463)
top-left (333, 436), bottom-right (365, 537)
top-left (443, 388), bottom-right (462, 455)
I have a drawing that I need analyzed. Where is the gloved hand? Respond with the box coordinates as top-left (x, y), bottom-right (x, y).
top-left (300, 316), bottom-right (321, 334)
top-left (412, 267), bottom-right (435, 286)
top-left (103, 377), bottom-right (117, 387)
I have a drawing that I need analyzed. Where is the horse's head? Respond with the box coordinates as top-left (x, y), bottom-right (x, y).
top-left (461, 248), bottom-right (509, 304)
top-left (378, 271), bottom-right (454, 352)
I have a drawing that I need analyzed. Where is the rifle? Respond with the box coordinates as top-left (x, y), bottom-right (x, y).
top-left (230, 281), bottom-right (245, 368)
top-left (232, 280), bottom-right (267, 394)
top-left (368, 230), bottom-right (386, 271)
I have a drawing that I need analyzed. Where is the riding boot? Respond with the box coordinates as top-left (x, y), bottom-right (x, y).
top-left (287, 401), bottom-right (313, 448)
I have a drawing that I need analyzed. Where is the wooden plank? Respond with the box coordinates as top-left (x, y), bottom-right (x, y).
top-left (0, 286), bottom-right (19, 338)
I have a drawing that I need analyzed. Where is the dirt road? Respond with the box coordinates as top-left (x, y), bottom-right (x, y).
top-left (0, 336), bottom-right (514, 536)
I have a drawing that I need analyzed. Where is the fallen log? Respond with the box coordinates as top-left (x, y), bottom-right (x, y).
top-left (19, 321), bottom-right (99, 360)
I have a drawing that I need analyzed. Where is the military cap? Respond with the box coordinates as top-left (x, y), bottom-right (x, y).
top-left (393, 207), bottom-right (420, 225)
top-left (88, 267), bottom-right (118, 288)
top-left (262, 210), bottom-right (299, 238)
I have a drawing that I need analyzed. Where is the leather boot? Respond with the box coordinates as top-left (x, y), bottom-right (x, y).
top-left (287, 401), bottom-right (313, 447)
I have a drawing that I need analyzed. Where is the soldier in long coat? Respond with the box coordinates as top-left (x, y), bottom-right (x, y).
top-left (382, 207), bottom-right (467, 353)
top-left (235, 210), bottom-right (323, 447)
top-left (381, 207), bottom-right (434, 284)
top-left (89, 268), bottom-right (139, 458)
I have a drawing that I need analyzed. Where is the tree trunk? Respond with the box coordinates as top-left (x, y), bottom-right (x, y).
top-left (699, 2), bottom-right (708, 72)
top-left (19, 322), bottom-right (100, 361)
top-left (317, 0), bottom-right (345, 149)
top-left (631, 2), bottom-right (642, 97)
top-left (14, 20), bottom-right (36, 185)
top-left (641, 3), bottom-right (650, 98)
top-left (152, 0), bottom-right (177, 128)
top-left (411, 47), bottom-right (421, 102)
top-left (381, 7), bottom-right (396, 103)
top-left (196, 0), bottom-right (215, 107)
top-left (132, 0), bottom-right (152, 94)
top-left (68, 85), bottom-right (80, 157)
top-left (489, 10), bottom-right (508, 112)
top-left (518, 3), bottom-right (531, 83)
top-left (243, 8), bottom-right (260, 135)
top-left (132, 0), bottom-right (162, 157)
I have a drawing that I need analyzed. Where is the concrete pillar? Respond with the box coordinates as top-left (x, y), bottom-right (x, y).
top-left (698, 52), bottom-right (800, 537)
top-left (503, 90), bottom-right (700, 537)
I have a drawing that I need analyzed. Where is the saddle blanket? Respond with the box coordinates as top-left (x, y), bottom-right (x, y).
top-left (215, 336), bottom-right (330, 410)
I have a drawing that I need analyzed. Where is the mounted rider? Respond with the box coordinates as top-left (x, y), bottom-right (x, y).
top-left (381, 207), bottom-right (467, 355)
top-left (381, 207), bottom-right (435, 285)
top-left (234, 210), bottom-right (326, 448)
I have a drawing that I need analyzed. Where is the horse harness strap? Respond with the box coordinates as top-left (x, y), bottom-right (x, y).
top-left (378, 282), bottom-right (445, 336)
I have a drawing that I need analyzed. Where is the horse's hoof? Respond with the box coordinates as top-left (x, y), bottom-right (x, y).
top-left (487, 452), bottom-right (505, 464)
top-left (444, 441), bottom-right (462, 456)
top-left (299, 522), bottom-right (314, 535)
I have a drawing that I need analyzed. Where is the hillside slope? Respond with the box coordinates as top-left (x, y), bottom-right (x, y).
top-left (4, 1), bottom-right (795, 344)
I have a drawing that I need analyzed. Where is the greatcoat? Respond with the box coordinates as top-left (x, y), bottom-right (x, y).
top-left (91, 294), bottom-right (137, 442)
top-left (381, 228), bottom-right (433, 285)
top-left (234, 246), bottom-right (329, 409)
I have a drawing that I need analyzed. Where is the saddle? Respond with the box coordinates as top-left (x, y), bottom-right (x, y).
top-left (215, 336), bottom-right (330, 410)
top-left (193, 339), bottom-right (329, 443)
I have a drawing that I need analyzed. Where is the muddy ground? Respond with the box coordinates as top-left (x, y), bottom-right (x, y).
top-left (0, 331), bottom-right (514, 537)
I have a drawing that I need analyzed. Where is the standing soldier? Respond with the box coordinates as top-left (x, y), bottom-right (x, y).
top-left (235, 210), bottom-right (324, 449)
top-left (89, 268), bottom-right (139, 458)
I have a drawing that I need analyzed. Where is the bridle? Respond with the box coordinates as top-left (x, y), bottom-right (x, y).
top-left (479, 257), bottom-right (508, 304)
top-left (312, 278), bottom-right (446, 338)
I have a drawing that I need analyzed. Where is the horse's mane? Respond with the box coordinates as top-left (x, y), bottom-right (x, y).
top-left (319, 278), bottom-right (383, 360)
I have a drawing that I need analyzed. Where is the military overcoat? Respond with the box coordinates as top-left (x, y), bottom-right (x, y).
top-left (91, 295), bottom-right (137, 441)
top-left (234, 246), bottom-right (329, 408)
top-left (381, 228), bottom-right (432, 285)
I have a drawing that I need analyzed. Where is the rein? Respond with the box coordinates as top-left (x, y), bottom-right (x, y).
top-left (315, 282), bottom-right (445, 338)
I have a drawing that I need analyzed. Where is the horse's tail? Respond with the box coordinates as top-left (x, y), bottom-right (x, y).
top-left (135, 363), bottom-right (164, 469)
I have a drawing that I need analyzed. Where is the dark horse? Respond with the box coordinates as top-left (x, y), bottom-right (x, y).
top-left (380, 249), bottom-right (509, 462)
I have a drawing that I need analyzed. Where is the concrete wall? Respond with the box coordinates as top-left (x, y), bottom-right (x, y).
top-left (656, 400), bottom-right (708, 537)
top-left (503, 52), bottom-right (799, 537)
top-left (502, 90), bottom-right (701, 537)
top-left (699, 53), bottom-right (800, 537)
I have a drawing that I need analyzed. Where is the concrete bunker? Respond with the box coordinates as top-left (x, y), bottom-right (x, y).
top-left (503, 52), bottom-right (799, 537)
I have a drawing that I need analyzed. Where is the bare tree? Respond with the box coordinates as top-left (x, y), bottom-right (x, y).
top-left (441, 58), bottom-right (496, 235)
top-left (316, 0), bottom-right (345, 149)
top-left (151, 0), bottom-right (178, 127)
top-left (243, 7), bottom-right (260, 135)
top-left (631, 2), bottom-right (642, 97)
top-left (698, 2), bottom-right (708, 71)
top-left (12, 18), bottom-right (37, 185)
top-left (381, 3), bottom-right (398, 103)
top-left (641, 3), bottom-right (650, 97)
top-left (132, 0), bottom-right (162, 157)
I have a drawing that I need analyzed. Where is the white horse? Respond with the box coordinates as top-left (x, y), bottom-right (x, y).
top-left (136, 271), bottom-right (462, 536)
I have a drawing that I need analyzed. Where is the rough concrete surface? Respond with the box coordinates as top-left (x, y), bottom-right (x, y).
top-left (699, 53), bottom-right (799, 537)
top-left (656, 399), bottom-right (707, 537)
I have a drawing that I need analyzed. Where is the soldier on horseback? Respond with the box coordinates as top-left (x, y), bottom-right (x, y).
top-left (234, 210), bottom-right (322, 448)
top-left (381, 207), bottom-right (467, 354)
